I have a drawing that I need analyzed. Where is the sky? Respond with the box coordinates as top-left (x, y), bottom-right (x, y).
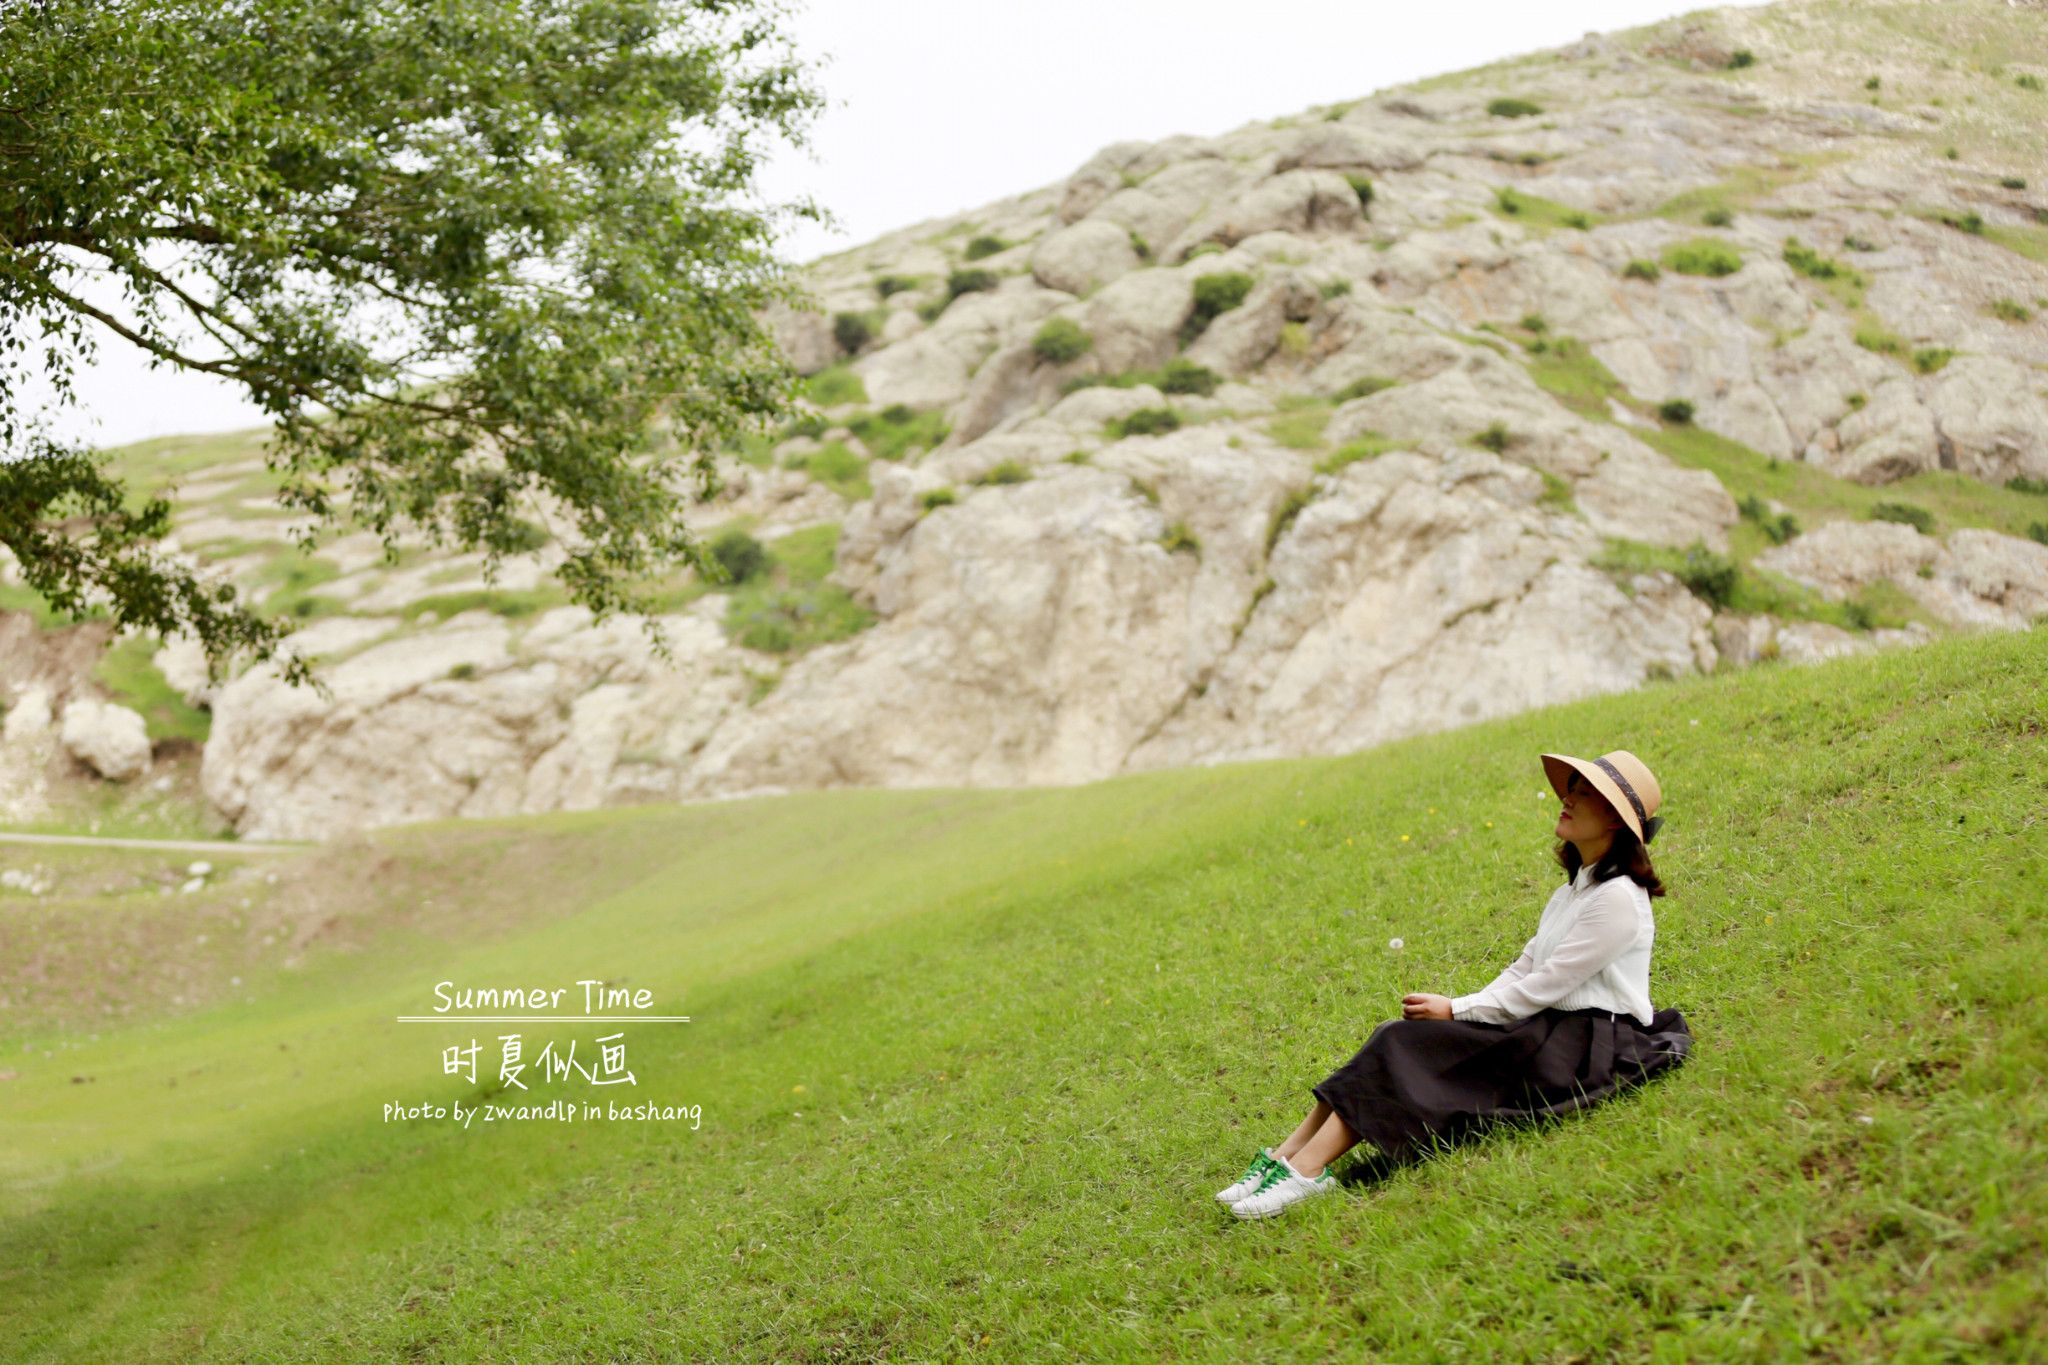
top-left (20, 0), bottom-right (1770, 449)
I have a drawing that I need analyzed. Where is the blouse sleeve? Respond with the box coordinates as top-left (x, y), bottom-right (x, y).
top-left (1450, 884), bottom-right (1641, 1024)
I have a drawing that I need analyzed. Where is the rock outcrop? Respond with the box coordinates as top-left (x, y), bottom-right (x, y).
top-left (17, 0), bottom-right (2048, 839)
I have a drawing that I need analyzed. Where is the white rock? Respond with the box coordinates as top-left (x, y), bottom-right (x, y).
top-left (58, 697), bottom-right (152, 781)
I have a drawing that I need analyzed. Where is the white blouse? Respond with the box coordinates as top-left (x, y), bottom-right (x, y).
top-left (1449, 862), bottom-right (1656, 1027)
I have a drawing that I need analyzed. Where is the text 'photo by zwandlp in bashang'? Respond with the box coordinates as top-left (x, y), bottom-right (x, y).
top-left (1217, 749), bottom-right (1694, 1220)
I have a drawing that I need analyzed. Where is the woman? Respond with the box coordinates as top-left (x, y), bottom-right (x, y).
top-left (1217, 748), bottom-right (1694, 1220)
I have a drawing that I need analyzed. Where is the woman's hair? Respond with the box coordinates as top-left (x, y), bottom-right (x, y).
top-left (1554, 783), bottom-right (1668, 897)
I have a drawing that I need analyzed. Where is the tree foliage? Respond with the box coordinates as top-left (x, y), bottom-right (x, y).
top-left (0, 0), bottom-right (833, 690)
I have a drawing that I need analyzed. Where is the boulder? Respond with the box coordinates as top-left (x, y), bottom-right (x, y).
top-left (59, 697), bottom-right (152, 781)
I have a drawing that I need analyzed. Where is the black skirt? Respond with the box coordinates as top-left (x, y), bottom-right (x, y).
top-left (1310, 1005), bottom-right (1693, 1167)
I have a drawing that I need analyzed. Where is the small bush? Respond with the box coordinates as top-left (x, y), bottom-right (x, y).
top-left (880, 403), bottom-right (914, 425)
top-left (1943, 146), bottom-right (1959, 161)
top-left (1494, 187), bottom-right (1524, 216)
top-left (1658, 398), bottom-right (1696, 424)
top-left (1487, 98), bottom-right (1543, 118)
top-left (946, 267), bottom-right (1000, 299)
top-left (1520, 313), bottom-right (1548, 334)
top-left (1319, 279), bottom-right (1353, 299)
top-left (1782, 237), bottom-right (1857, 282)
top-left (1160, 520), bottom-right (1201, 556)
top-left (1911, 347), bottom-right (1954, 374)
top-left (963, 234), bottom-right (1009, 261)
top-left (1842, 233), bottom-right (1878, 252)
top-left (1661, 238), bottom-right (1744, 277)
top-left (1623, 258), bottom-right (1662, 282)
top-left (1845, 392), bottom-right (1867, 411)
top-left (1061, 449), bottom-right (1092, 465)
top-left (875, 274), bottom-right (921, 298)
top-left (709, 527), bottom-right (769, 585)
top-left (1113, 407), bottom-right (1182, 438)
top-left (832, 311), bottom-right (874, 355)
top-left (1563, 211), bottom-right (1591, 230)
top-left (1726, 49), bottom-right (1754, 69)
top-left (977, 459), bottom-right (1032, 486)
top-left (1842, 600), bottom-right (1875, 631)
top-left (1853, 323), bottom-right (1903, 356)
top-left (2029, 522), bottom-right (2048, 547)
top-left (1032, 316), bottom-right (1094, 364)
top-left (1158, 357), bottom-right (1220, 396)
top-left (1676, 543), bottom-right (1739, 609)
top-left (447, 662), bottom-right (477, 681)
top-left (1335, 374), bottom-right (1395, 402)
top-left (918, 487), bottom-right (956, 512)
top-left (1702, 206), bottom-right (1734, 227)
top-left (2019, 74), bottom-right (2044, 93)
top-left (1737, 493), bottom-right (1799, 545)
top-left (1999, 176), bottom-right (2028, 191)
top-left (1864, 76), bottom-right (1880, 91)
top-left (2005, 475), bottom-right (2048, 495)
top-left (1181, 271), bottom-right (1255, 346)
top-left (1937, 210), bottom-right (1984, 235)
top-left (1870, 501), bottom-right (1934, 534)
top-left (1474, 421), bottom-right (1511, 453)
top-left (1184, 242), bottom-right (1226, 260)
top-left (1345, 174), bottom-right (1374, 212)
top-left (1988, 298), bottom-right (2033, 323)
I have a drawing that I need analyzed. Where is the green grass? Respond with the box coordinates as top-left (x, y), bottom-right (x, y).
top-left (1315, 432), bottom-right (1400, 477)
top-left (2, 625), bottom-right (2044, 1357)
top-left (1265, 395), bottom-right (1336, 451)
top-left (1660, 238), bottom-right (1745, 278)
top-left (1981, 222), bottom-right (2048, 268)
top-left (1649, 158), bottom-right (1848, 226)
top-left (90, 635), bottom-right (211, 745)
top-left (1489, 186), bottom-right (1601, 231)
top-left (802, 364), bottom-right (868, 408)
top-left (720, 522), bottom-right (875, 655)
top-left (779, 438), bottom-right (872, 501)
top-left (395, 586), bottom-right (571, 624)
top-left (1520, 335), bottom-right (2048, 551)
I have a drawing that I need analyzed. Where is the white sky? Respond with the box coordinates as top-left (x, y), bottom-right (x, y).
top-left (21, 0), bottom-right (1767, 449)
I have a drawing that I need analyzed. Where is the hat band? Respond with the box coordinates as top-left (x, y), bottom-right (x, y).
top-left (1593, 757), bottom-right (1649, 828)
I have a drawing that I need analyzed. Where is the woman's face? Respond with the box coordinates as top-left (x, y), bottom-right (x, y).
top-left (1555, 769), bottom-right (1622, 845)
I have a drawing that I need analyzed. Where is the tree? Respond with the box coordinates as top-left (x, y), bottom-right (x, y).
top-left (0, 0), bottom-right (834, 692)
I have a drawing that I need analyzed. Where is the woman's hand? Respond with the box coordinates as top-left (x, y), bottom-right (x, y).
top-left (1402, 993), bottom-right (1453, 1021)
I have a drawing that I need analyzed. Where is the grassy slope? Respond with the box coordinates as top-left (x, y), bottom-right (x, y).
top-left (2, 623), bottom-right (2042, 1360)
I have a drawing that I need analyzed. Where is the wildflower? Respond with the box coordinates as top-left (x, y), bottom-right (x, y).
top-left (1299, 818), bottom-right (1308, 826)
top-left (1765, 914), bottom-right (1774, 924)
top-left (1428, 807), bottom-right (1437, 814)
top-left (1485, 821), bottom-right (1493, 828)
top-left (1400, 834), bottom-right (1411, 842)
top-left (792, 1084), bottom-right (806, 1093)
top-left (1855, 1114), bottom-right (1874, 1125)
top-left (1389, 937), bottom-right (1404, 950)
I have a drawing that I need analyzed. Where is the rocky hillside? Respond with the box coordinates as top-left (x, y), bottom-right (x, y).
top-left (4, 0), bottom-right (2047, 842)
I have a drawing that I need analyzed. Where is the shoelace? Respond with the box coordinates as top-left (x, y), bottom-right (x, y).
top-left (1248, 1159), bottom-right (1291, 1195)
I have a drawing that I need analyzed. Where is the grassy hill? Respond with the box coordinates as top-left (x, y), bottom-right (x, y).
top-left (2, 620), bottom-right (2041, 1358)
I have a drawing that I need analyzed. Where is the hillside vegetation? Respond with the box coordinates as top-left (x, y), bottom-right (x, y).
top-left (3, 621), bottom-right (2042, 1360)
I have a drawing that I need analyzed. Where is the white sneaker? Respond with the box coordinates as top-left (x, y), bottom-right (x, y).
top-left (1215, 1148), bottom-right (1281, 1204)
top-left (1231, 1154), bottom-right (1337, 1220)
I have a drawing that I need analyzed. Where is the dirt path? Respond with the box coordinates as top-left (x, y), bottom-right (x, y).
top-left (0, 831), bottom-right (311, 855)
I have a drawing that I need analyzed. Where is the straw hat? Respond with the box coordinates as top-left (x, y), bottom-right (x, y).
top-left (1541, 749), bottom-right (1663, 845)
